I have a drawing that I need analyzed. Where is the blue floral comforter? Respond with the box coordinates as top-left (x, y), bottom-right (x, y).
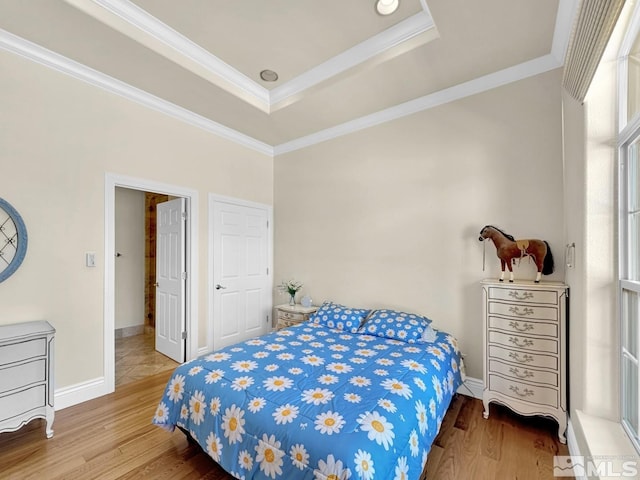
top-left (153, 322), bottom-right (462, 480)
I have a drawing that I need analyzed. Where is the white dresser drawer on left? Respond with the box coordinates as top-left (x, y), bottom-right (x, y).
top-left (0, 338), bottom-right (47, 364)
top-left (0, 359), bottom-right (46, 394)
top-left (0, 384), bottom-right (46, 420)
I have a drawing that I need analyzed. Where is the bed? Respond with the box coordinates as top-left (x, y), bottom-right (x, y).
top-left (153, 303), bottom-right (463, 480)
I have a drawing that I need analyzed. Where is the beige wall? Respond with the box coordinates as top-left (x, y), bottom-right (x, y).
top-left (582, 52), bottom-right (618, 419)
top-left (114, 187), bottom-right (145, 330)
top-left (274, 69), bottom-right (565, 379)
top-left (562, 90), bottom-right (587, 415)
top-left (0, 49), bottom-right (273, 390)
top-left (0, 35), bottom-right (572, 402)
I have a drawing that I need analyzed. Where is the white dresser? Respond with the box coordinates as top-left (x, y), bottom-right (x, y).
top-left (481, 280), bottom-right (568, 443)
top-left (274, 304), bottom-right (318, 330)
top-left (0, 320), bottom-right (55, 438)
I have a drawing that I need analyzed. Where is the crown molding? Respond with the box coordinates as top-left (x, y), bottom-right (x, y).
top-left (81, 0), bottom-right (270, 112)
top-left (274, 54), bottom-right (562, 155)
top-left (551, 0), bottom-right (581, 64)
top-left (86, 0), bottom-right (436, 113)
top-left (0, 28), bottom-right (274, 156)
top-left (268, 11), bottom-right (437, 111)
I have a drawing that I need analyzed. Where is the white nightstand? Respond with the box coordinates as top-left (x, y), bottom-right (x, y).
top-left (274, 304), bottom-right (318, 330)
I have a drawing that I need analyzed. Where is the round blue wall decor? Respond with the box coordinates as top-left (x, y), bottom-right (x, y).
top-left (0, 197), bottom-right (28, 283)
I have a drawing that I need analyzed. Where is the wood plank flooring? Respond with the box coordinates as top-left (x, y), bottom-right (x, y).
top-left (0, 371), bottom-right (570, 479)
top-left (115, 331), bottom-right (179, 387)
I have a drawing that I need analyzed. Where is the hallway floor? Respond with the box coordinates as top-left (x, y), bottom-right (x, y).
top-left (115, 329), bottom-right (179, 387)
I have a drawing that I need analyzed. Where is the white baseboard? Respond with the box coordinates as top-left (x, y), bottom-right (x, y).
top-left (54, 377), bottom-right (111, 410)
top-left (457, 376), bottom-right (483, 399)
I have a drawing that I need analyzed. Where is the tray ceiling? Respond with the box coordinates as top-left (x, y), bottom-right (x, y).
top-left (0, 0), bottom-right (574, 154)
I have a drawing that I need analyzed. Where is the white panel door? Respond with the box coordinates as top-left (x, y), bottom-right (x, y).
top-left (156, 198), bottom-right (185, 362)
top-left (213, 200), bottom-right (270, 350)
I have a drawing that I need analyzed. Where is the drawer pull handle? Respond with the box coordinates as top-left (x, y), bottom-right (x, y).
top-left (509, 385), bottom-right (534, 398)
top-left (509, 367), bottom-right (534, 379)
top-left (508, 337), bottom-right (534, 348)
top-left (508, 291), bottom-right (534, 301)
top-left (508, 352), bottom-right (534, 363)
top-left (509, 306), bottom-right (534, 317)
top-left (509, 321), bottom-right (534, 332)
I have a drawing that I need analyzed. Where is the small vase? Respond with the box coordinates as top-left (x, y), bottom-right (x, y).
top-left (289, 293), bottom-right (296, 306)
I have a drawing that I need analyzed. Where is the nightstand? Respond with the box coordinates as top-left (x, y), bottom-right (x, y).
top-left (274, 304), bottom-right (318, 330)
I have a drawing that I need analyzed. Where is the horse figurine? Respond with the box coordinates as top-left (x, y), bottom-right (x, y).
top-left (478, 225), bottom-right (554, 283)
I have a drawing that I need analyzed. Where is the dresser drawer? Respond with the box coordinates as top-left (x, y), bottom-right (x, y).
top-left (0, 384), bottom-right (46, 420)
top-left (0, 359), bottom-right (47, 394)
top-left (488, 287), bottom-right (558, 305)
top-left (277, 311), bottom-right (307, 323)
top-left (0, 338), bottom-right (47, 365)
top-left (488, 345), bottom-right (558, 370)
top-left (488, 302), bottom-right (558, 321)
top-left (488, 331), bottom-right (558, 354)
top-left (488, 374), bottom-right (558, 408)
top-left (488, 359), bottom-right (558, 386)
top-left (277, 319), bottom-right (298, 330)
top-left (488, 316), bottom-right (558, 337)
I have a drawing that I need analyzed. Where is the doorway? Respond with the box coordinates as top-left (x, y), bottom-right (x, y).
top-left (114, 188), bottom-right (181, 387)
top-left (105, 173), bottom-right (199, 394)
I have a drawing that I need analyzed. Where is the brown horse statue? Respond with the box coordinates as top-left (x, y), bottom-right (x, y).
top-left (478, 225), bottom-right (554, 283)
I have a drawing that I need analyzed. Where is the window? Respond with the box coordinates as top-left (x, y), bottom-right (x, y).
top-left (620, 8), bottom-right (640, 451)
top-left (628, 30), bottom-right (640, 124)
top-left (621, 136), bottom-right (640, 450)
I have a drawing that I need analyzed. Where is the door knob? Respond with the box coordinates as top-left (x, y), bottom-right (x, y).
top-left (215, 284), bottom-right (227, 290)
top-left (153, 282), bottom-right (159, 287)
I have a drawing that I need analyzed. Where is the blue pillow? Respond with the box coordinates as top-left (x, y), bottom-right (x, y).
top-left (360, 309), bottom-right (432, 343)
top-left (310, 302), bottom-right (371, 333)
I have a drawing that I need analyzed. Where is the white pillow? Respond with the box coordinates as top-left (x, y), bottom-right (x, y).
top-left (420, 324), bottom-right (438, 343)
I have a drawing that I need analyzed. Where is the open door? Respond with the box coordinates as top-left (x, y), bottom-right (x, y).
top-left (155, 197), bottom-right (186, 362)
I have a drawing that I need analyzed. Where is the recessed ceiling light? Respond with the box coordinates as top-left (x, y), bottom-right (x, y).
top-left (260, 69), bottom-right (279, 82)
top-left (376, 0), bottom-right (399, 15)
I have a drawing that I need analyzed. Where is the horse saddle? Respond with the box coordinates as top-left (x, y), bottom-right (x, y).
top-left (515, 240), bottom-right (530, 258)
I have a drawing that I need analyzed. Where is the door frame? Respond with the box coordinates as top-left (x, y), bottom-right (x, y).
top-left (105, 173), bottom-right (198, 393)
top-left (208, 193), bottom-right (273, 354)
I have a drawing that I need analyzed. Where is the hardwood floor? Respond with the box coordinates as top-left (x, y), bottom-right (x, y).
top-left (115, 330), bottom-right (179, 387)
top-left (0, 371), bottom-right (570, 479)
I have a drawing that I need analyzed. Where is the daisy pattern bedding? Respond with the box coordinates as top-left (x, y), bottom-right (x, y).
top-left (153, 310), bottom-right (463, 480)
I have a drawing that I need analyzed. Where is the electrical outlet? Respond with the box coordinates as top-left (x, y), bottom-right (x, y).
top-left (86, 252), bottom-right (96, 267)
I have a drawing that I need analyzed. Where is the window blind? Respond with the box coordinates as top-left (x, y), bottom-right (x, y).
top-left (563, 0), bottom-right (626, 102)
